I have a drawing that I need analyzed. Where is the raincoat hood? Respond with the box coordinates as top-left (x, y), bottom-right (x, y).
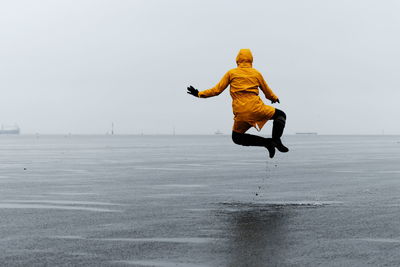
top-left (236, 49), bottom-right (253, 68)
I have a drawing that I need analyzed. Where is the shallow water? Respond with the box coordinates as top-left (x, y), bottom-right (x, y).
top-left (0, 135), bottom-right (399, 266)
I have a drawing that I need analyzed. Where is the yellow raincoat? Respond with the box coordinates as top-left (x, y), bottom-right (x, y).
top-left (198, 49), bottom-right (279, 133)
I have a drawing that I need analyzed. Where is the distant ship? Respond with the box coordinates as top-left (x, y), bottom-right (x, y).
top-left (0, 125), bottom-right (20, 135)
top-left (296, 132), bottom-right (317, 135)
top-left (214, 130), bottom-right (223, 135)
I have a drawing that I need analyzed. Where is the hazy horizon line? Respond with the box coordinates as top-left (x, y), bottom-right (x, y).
top-left (1, 133), bottom-right (399, 137)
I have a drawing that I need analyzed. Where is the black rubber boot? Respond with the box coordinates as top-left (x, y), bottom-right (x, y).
top-left (232, 131), bottom-right (276, 158)
top-left (265, 138), bottom-right (276, 158)
top-left (272, 110), bottom-right (289, 153)
top-left (272, 139), bottom-right (289, 153)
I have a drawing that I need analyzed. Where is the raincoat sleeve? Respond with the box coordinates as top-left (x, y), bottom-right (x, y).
top-left (258, 72), bottom-right (278, 102)
top-left (198, 71), bottom-right (231, 98)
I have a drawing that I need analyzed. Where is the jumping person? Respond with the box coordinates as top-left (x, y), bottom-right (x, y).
top-left (187, 48), bottom-right (288, 158)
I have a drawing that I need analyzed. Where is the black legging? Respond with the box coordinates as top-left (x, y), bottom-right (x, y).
top-left (232, 109), bottom-right (286, 147)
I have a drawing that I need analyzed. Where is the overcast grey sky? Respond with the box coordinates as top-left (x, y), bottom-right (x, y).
top-left (1, 0), bottom-right (399, 134)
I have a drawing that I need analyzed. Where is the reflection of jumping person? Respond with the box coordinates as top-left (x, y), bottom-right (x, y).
top-left (187, 49), bottom-right (288, 158)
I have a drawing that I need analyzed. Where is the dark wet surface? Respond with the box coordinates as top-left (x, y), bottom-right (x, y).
top-left (0, 135), bottom-right (400, 266)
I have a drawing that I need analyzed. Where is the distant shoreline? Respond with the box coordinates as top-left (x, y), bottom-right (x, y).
top-left (2, 134), bottom-right (399, 137)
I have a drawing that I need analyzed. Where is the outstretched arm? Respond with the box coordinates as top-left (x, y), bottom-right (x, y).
top-left (258, 72), bottom-right (280, 103)
top-left (197, 71), bottom-right (231, 98)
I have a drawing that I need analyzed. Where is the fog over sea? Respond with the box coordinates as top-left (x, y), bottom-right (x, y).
top-left (1, 135), bottom-right (400, 266)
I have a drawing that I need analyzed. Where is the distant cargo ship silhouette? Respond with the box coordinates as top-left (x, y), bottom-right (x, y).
top-left (296, 132), bottom-right (318, 135)
top-left (0, 125), bottom-right (20, 135)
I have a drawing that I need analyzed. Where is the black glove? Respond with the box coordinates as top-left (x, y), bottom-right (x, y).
top-left (187, 85), bottom-right (199, 97)
top-left (271, 98), bottom-right (280, 104)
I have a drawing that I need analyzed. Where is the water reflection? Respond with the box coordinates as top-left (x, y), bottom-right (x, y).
top-left (218, 204), bottom-right (291, 267)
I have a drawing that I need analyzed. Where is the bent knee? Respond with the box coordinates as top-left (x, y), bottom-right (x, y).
top-left (274, 109), bottom-right (286, 119)
top-left (232, 131), bottom-right (243, 145)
